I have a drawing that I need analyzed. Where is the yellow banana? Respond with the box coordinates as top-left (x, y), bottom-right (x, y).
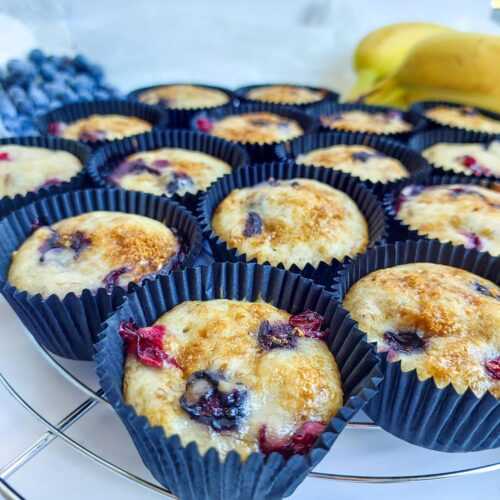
top-left (361, 32), bottom-right (500, 113)
top-left (348, 22), bottom-right (454, 100)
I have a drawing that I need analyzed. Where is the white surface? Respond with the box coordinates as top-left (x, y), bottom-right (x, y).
top-left (0, 1), bottom-right (499, 498)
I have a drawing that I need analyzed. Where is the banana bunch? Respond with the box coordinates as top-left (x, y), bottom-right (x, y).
top-left (347, 24), bottom-right (500, 113)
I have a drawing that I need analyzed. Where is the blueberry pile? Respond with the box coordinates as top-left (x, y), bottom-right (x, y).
top-left (0, 49), bottom-right (121, 136)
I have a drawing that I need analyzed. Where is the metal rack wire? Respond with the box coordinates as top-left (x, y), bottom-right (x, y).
top-left (1, 331), bottom-right (500, 499)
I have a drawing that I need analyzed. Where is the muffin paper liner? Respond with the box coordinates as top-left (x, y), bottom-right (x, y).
top-left (275, 132), bottom-right (430, 198)
top-left (332, 240), bottom-right (500, 452)
top-left (197, 161), bottom-right (387, 286)
top-left (408, 128), bottom-right (500, 181)
top-left (384, 173), bottom-right (500, 247)
top-left (86, 130), bottom-right (250, 212)
top-left (234, 83), bottom-right (339, 110)
top-left (0, 188), bottom-right (202, 361)
top-left (410, 100), bottom-right (500, 138)
top-left (306, 102), bottom-right (426, 142)
top-left (0, 135), bottom-right (92, 218)
top-left (190, 103), bottom-right (318, 163)
top-left (37, 99), bottom-right (169, 148)
top-left (95, 262), bottom-right (382, 499)
top-left (127, 83), bottom-right (235, 129)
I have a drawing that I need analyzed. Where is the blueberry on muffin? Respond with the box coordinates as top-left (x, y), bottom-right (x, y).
top-left (121, 299), bottom-right (343, 458)
top-left (424, 105), bottom-right (500, 133)
top-left (343, 263), bottom-right (500, 398)
top-left (8, 211), bottom-right (183, 297)
top-left (320, 110), bottom-right (412, 134)
top-left (244, 85), bottom-right (327, 105)
top-left (211, 178), bottom-right (368, 268)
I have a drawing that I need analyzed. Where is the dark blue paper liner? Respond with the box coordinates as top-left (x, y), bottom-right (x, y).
top-left (0, 188), bottom-right (202, 361)
top-left (197, 161), bottom-right (387, 286)
top-left (384, 174), bottom-right (500, 250)
top-left (37, 99), bottom-right (168, 148)
top-left (86, 130), bottom-right (250, 213)
top-left (332, 240), bottom-right (500, 452)
top-left (306, 102), bottom-right (426, 142)
top-left (190, 103), bottom-right (318, 163)
top-left (95, 262), bottom-right (382, 499)
top-left (408, 128), bottom-right (500, 181)
top-left (127, 83), bottom-right (235, 129)
top-left (234, 83), bottom-right (339, 110)
top-left (0, 136), bottom-right (92, 218)
top-left (410, 101), bottom-right (500, 138)
top-left (275, 132), bottom-right (430, 198)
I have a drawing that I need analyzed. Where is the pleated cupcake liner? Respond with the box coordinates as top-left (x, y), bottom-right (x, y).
top-left (86, 129), bottom-right (250, 213)
top-left (408, 128), bottom-right (500, 181)
top-left (0, 188), bottom-right (203, 361)
top-left (332, 239), bottom-right (500, 452)
top-left (127, 83), bottom-right (235, 129)
top-left (275, 131), bottom-right (430, 198)
top-left (190, 103), bottom-right (318, 163)
top-left (234, 83), bottom-right (339, 110)
top-left (383, 173), bottom-right (500, 248)
top-left (410, 100), bottom-right (500, 138)
top-left (197, 161), bottom-right (387, 286)
top-left (95, 262), bottom-right (383, 500)
top-left (306, 102), bottom-right (426, 142)
top-left (37, 99), bottom-right (169, 148)
top-left (0, 135), bottom-right (92, 218)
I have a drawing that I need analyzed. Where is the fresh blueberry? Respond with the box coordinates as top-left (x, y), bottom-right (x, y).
top-left (72, 54), bottom-right (91, 72)
top-left (39, 62), bottom-right (58, 82)
top-left (92, 89), bottom-right (110, 100)
top-left (27, 83), bottom-right (50, 108)
top-left (87, 64), bottom-right (104, 82)
top-left (0, 91), bottom-right (18, 119)
top-left (28, 49), bottom-right (46, 65)
top-left (72, 73), bottom-right (95, 90)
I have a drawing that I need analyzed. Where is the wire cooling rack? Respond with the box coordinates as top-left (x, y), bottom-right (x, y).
top-left (1, 328), bottom-right (500, 500)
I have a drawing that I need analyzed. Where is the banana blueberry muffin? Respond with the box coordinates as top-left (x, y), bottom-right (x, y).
top-left (320, 110), bottom-right (413, 134)
top-left (296, 145), bottom-right (409, 183)
top-left (424, 106), bottom-right (500, 134)
top-left (137, 84), bottom-right (230, 110)
top-left (8, 212), bottom-right (183, 298)
top-left (395, 184), bottom-right (500, 256)
top-left (196, 112), bottom-right (303, 145)
top-left (0, 145), bottom-right (82, 197)
top-left (245, 85), bottom-right (326, 105)
top-left (121, 299), bottom-right (343, 459)
top-left (212, 178), bottom-right (368, 268)
top-left (422, 141), bottom-right (500, 177)
top-left (108, 148), bottom-right (232, 197)
top-left (343, 263), bottom-right (500, 398)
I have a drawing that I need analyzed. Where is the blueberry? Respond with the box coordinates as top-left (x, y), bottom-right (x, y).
top-left (0, 91), bottom-right (18, 119)
top-left (73, 54), bottom-right (91, 72)
top-left (28, 49), bottom-right (46, 65)
top-left (8, 85), bottom-right (27, 102)
top-left (16, 116), bottom-right (37, 134)
top-left (27, 83), bottom-right (50, 108)
top-left (40, 62), bottom-right (58, 81)
top-left (165, 172), bottom-right (194, 194)
top-left (243, 211), bottom-right (263, 237)
top-left (87, 64), bottom-right (104, 82)
top-left (258, 320), bottom-right (297, 351)
top-left (75, 89), bottom-right (93, 101)
top-left (472, 281), bottom-right (500, 300)
top-left (92, 89), bottom-right (110, 100)
top-left (72, 73), bottom-right (95, 90)
top-left (103, 266), bottom-right (131, 291)
top-left (384, 331), bottom-right (426, 354)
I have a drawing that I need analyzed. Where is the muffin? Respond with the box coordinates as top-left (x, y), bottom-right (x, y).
top-left (244, 85), bottom-right (327, 105)
top-left (202, 112), bottom-right (303, 145)
top-left (136, 84), bottom-right (230, 110)
top-left (121, 299), bottom-right (343, 459)
top-left (320, 110), bottom-right (413, 134)
top-left (211, 178), bottom-right (368, 268)
top-left (343, 262), bottom-right (500, 398)
top-left (0, 145), bottom-right (83, 198)
top-left (108, 147), bottom-right (232, 197)
top-left (296, 145), bottom-right (409, 183)
top-left (424, 105), bottom-right (500, 133)
top-left (422, 141), bottom-right (500, 177)
top-left (8, 211), bottom-right (183, 298)
top-left (57, 114), bottom-right (152, 142)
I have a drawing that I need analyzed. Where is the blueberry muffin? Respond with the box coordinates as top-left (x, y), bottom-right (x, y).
top-left (245, 85), bottom-right (326, 105)
top-left (201, 112), bottom-right (303, 144)
top-left (422, 141), bottom-right (500, 177)
top-left (8, 212), bottom-right (182, 298)
top-left (320, 110), bottom-right (413, 134)
top-left (0, 145), bottom-right (82, 197)
top-left (395, 184), bottom-right (500, 255)
top-left (137, 85), bottom-right (230, 109)
top-left (343, 263), bottom-right (500, 398)
top-left (121, 299), bottom-right (343, 458)
top-left (108, 148), bottom-right (232, 197)
top-left (212, 178), bottom-right (368, 268)
top-left (57, 114), bottom-right (152, 142)
top-left (424, 106), bottom-right (500, 133)
top-left (296, 145), bottom-right (409, 183)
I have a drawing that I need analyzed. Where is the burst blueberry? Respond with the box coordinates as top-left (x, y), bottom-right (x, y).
top-left (384, 330), bottom-right (426, 354)
top-left (258, 320), bottom-right (297, 351)
top-left (243, 211), bottom-right (263, 237)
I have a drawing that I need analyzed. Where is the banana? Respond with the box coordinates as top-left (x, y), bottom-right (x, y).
top-left (348, 22), bottom-right (454, 100)
top-left (361, 32), bottom-right (500, 113)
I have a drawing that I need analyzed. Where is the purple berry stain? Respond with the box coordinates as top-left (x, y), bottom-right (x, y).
top-left (103, 266), bottom-right (131, 292)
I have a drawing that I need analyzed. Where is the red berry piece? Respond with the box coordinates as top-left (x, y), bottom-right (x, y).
top-left (0, 151), bottom-right (11, 161)
top-left (384, 331), bottom-right (426, 354)
top-left (485, 357), bottom-right (500, 380)
top-left (195, 117), bottom-right (213, 133)
top-left (460, 230), bottom-right (483, 251)
top-left (78, 129), bottom-right (107, 142)
top-left (47, 121), bottom-right (63, 135)
top-left (289, 310), bottom-right (326, 339)
top-left (38, 178), bottom-right (63, 190)
top-left (152, 159), bottom-right (170, 168)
